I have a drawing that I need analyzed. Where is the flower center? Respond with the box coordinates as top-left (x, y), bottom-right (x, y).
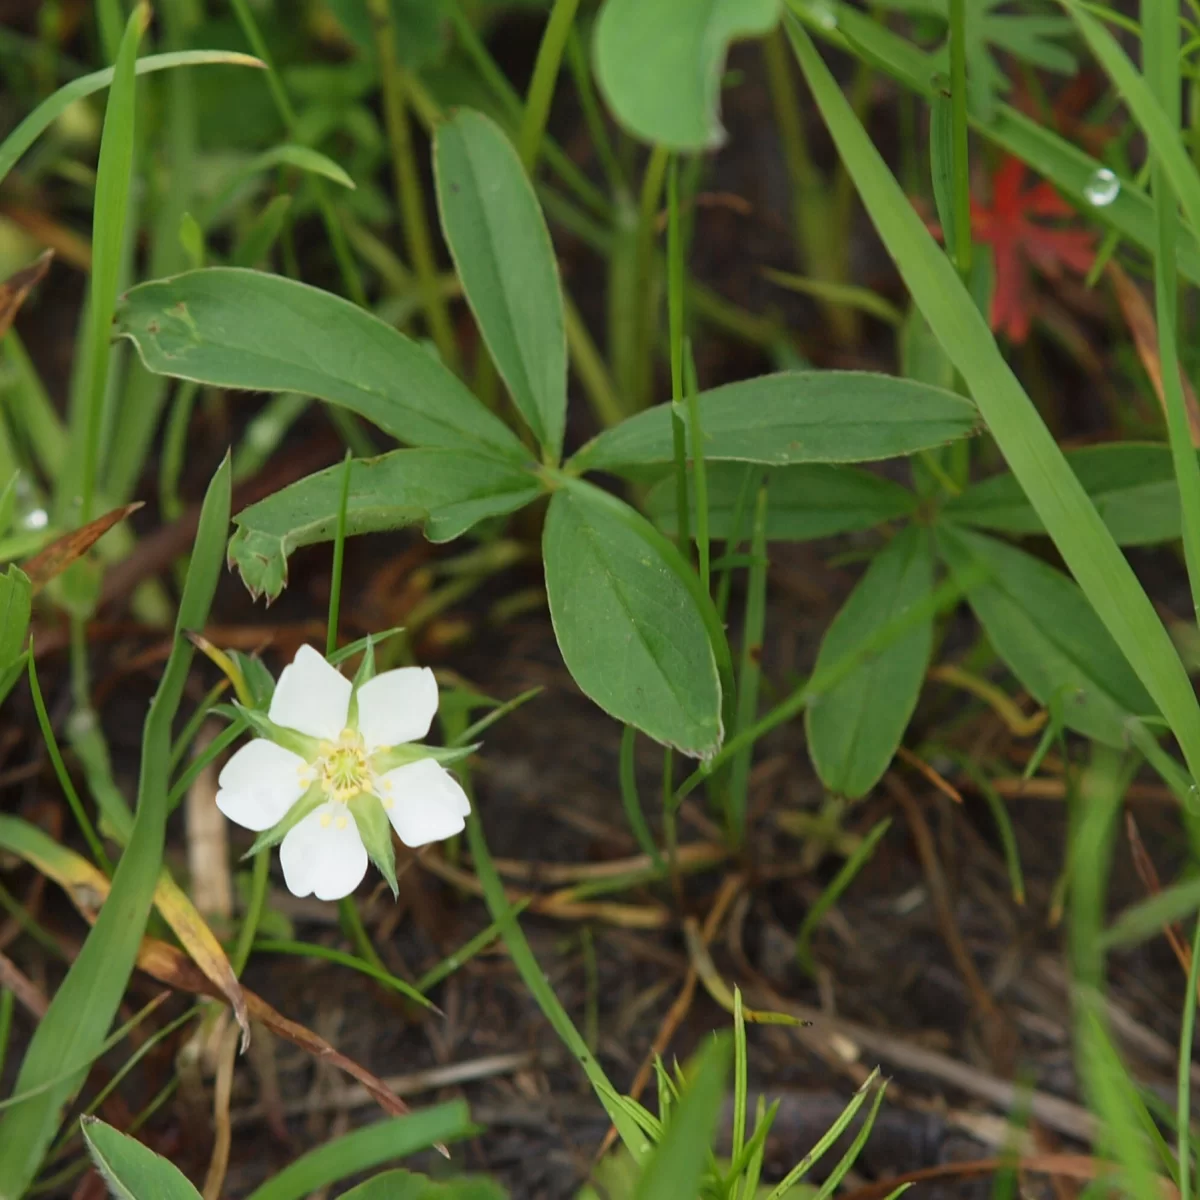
top-left (315, 729), bottom-right (372, 803)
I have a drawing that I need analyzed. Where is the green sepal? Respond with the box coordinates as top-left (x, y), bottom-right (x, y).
top-left (229, 651), bottom-right (276, 709)
top-left (369, 742), bottom-right (480, 774)
top-left (242, 783), bottom-right (324, 859)
top-left (349, 791), bottom-right (397, 898)
top-left (347, 634), bottom-right (377, 728)
top-left (230, 704), bottom-right (321, 759)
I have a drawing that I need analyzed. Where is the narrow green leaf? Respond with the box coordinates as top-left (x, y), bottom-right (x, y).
top-left (201, 143), bottom-right (355, 221)
top-left (632, 1035), bottom-right (732, 1200)
top-left (787, 17), bottom-right (1200, 787)
top-left (937, 524), bottom-right (1156, 747)
top-left (463, 808), bottom-right (649, 1163)
top-left (0, 565), bottom-right (31, 667)
top-left (795, 817), bottom-right (892, 971)
top-left (929, 95), bottom-right (958, 263)
top-left (1102, 877), bottom-right (1200, 950)
top-left (114, 269), bottom-right (528, 459)
top-left (244, 1104), bottom-right (474, 1200)
top-left (229, 449), bottom-right (540, 601)
top-left (594, 0), bottom-right (779, 148)
top-left (72, 3), bottom-right (146, 527)
top-left (0, 52), bottom-right (263, 188)
top-left (0, 457), bottom-right (230, 1195)
top-left (945, 443), bottom-right (1189, 546)
top-left (543, 487), bottom-right (722, 757)
top-left (569, 372), bottom-right (980, 473)
top-left (806, 525), bottom-right (933, 798)
top-left (434, 109), bottom-right (566, 461)
top-left (337, 1170), bottom-right (508, 1199)
top-left (647, 462), bottom-right (916, 542)
top-left (81, 1117), bottom-right (203, 1200)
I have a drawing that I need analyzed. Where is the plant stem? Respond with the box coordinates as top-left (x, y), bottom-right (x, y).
top-left (517, 0), bottom-right (582, 172)
top-left (368, 0), bottom-right (459, 370)
top-left (948, 0), bottom-right (972, 277)
top-left (326, 451), bottom-right (354, 658)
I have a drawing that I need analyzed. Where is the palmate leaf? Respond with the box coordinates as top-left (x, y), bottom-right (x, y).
top-left (873, 0), bottom-right (1076, 120)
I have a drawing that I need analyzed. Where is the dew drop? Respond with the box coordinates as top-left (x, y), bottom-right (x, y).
top-left (21, 508), bottom-right (48, 530)
top-left (1083, 167), bottom-right (1120, 208)
top-left (1187, 783), bottom-right (1200, 815)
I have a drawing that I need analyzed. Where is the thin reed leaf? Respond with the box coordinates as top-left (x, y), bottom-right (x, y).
top-left (252, 941), bottom-right (434, 1010)
top-left (1180, 918), bottom-right (1200, 1200)
top-left (619, 725), bottom-right (665, 869)
top-left (465, 808), bottom-right (649, 1160)
top-left (26, 649), bottom-right (109, 873)
top-left (728, 486), bottom-right (768, 839)
top-left (243, 1104), bottom-right (473, 1200)
top-left (327, 451), bottom-right (353, 657)
top-left (948, 0), bottom-right (971, 275)
top-left (795, 817), bottom-right (891, 973)
top-left (72, 5), bottom-right (146, 527)
top-left (1142, 1), bottom-right (1200, 629)
top-left (764, 1068), bottom-right (882, 1199)
top-left (414, 899), bottom-right (534, 992)
top-left (517, 0), bottom-right (581, 172)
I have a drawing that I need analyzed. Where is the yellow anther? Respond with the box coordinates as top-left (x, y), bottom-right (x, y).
top-left (335, 814), bottom-right (348, 830)
top-left (320, 811), bottom-right (332, 828)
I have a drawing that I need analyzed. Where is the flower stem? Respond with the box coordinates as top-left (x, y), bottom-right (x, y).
top-left (327, 451), bottom-right (354, 659)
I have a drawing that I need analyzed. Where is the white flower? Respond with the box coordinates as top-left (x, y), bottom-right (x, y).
top-left (215, 645), bottom-right (470, 901)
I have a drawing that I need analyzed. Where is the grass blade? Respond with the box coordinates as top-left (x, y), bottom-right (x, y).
top-left (1075, 1), bottom-right (1200, 627)
top-left (0, 52), bottom-right (262, 188)
top-left (244, 1103), bottom-right (473, 1200)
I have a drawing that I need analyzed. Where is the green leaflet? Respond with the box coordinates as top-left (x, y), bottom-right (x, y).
top-left (945, 443), bottom-right (1188, 546)
top-left (594, 0), bottom-right (779, 148)
top-left (81, 1118), bottom-right (203, 1200)
top-left (806, 525), bottom-right (934, 798)
top-left (434, 109), bottom-right (567, 461)
top-left (229, 449), bottom-right (542, 600)
top-left (542, 487), bottom-right (722, 758)
top-left (568, 371), bottom-right (980, 473)
top-left (114, 268), bottom-right (528, 460)
top-left (937, 524), bottom-right (1156, 746)
top-left (647, 463), bottom-right (917, 542)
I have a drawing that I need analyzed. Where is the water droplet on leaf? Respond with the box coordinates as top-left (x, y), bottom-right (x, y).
top-left (1083, 168), bottom-right (1120, 208)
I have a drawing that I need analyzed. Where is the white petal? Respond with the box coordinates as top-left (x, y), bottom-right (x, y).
top-left (268, 644), bottom-right (352, 741)
top-left (279, 803), bottom-right (368, 900)
top-left (215, 739), bottom-right (307, 832)
top-left (355, 667), bottom-right (439, 750)
top-left (378, 759), bottom-right (470, 847)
